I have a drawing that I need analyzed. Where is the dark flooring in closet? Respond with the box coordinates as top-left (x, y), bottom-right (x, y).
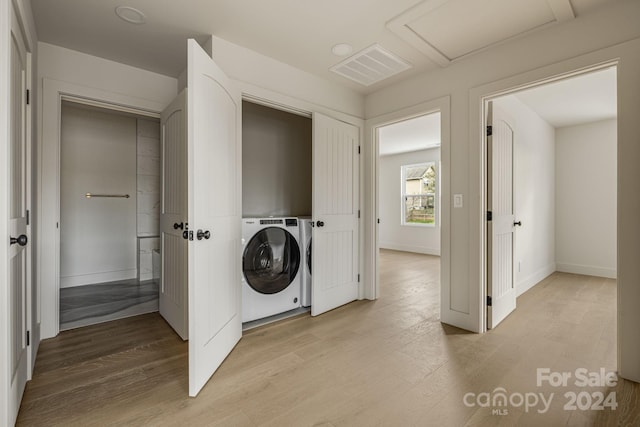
top-left (60, 279), bottom-right (159, 331)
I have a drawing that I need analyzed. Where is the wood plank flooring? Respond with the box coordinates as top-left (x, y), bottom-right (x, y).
top-left (17, 250), bottom-right (639, 426)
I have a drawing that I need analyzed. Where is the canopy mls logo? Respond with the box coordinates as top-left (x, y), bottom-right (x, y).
top-left (463, 368), bottom-right (618, 415)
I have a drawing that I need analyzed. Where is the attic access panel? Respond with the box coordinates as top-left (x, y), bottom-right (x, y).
top-left (388, 0), bottom-right (575, 66)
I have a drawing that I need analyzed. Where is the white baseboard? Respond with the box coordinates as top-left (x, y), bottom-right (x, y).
top-left (60, 268), bottom-right (138, 288)
top-left (139, 272), bottom-right (154, 282)
top-left (379, 242), bottom-right (440, 256)
top-left (556, 263), bottom-right (617, 279)
top-left (516, 263), bottom-right (556, 297)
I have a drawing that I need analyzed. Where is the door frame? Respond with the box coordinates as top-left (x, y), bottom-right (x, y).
top-left (364, 96), bottom-right (451, 314)
top-left (474, 60), bottom-right (619, 333)
top-left (38, 79), bottom-right (164, 339)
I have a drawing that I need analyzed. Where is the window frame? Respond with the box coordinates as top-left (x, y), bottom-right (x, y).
top-left (400, 161), bottom-right (438, 227)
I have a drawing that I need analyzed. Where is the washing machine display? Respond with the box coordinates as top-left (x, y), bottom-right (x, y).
top-left (243, 227), bottom-right (300, 294)
top-left (242, 217), bottom-right (302, 322)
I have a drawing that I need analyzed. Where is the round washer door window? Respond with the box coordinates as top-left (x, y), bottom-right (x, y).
top-left (243, 227), bottom-right (300, 294)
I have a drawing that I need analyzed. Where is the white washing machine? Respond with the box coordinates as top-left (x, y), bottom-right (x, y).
top-left (298, 217), bottom-right (312, 307)
top-left (241, 217), bottom-right (302, 322)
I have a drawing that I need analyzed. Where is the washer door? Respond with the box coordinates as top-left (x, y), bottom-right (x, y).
top-left (243, 227), bottom-right (300, 294)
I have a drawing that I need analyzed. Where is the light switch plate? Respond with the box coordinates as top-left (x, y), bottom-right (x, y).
top-left (454, 194), bottom-right (463, 208)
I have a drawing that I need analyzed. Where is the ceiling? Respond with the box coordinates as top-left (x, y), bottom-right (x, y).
top-left (514, 66), bottom-right (617, 128)
top-left (31, 0), bottom-right (618, 94)
top-left (379, 113), bottom-right (441, 156)
top-left (379, 67), bottom-right (617, 157)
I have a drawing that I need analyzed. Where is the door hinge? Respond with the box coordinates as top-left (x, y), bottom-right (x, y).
top-left (26, 89), bottom-right (30, 105)
top-left (26, 209), bottom-right (30, 226)
top-left (358, 210), bottom-right (360, 219)
top-left (486, 125), bottom-right (492, 137)
top-left (487, 211), bottom-right (492, 221)
top-left (358, 146), bottom-right (361, 154)
top-left (357, 274), bottom-right (360, 283)
top-left (487, 296), bottom-right (492, 307)
top-left (26, 330), bottom-right (30, 346)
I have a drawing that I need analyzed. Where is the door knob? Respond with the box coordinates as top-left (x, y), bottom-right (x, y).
top-left (197, 229), bottom-right (211, 240)
top-left (173, 222), bottom-right (184, 230)
top-left (316, 221), bottom-right (325, 228)
top-left (10, 234), bottom-right (28, 246)
top-left (513, 221), bottom-right (522, 227)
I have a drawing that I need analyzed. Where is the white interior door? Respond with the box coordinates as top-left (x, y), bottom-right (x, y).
top-left (160, 90), bottom-right (188, 340)
top-left (187, 39), bottom-right (242, 397)
top-left (487, 101), bottom-right (517, 329)
top-left (311, 113), bottom-right (359, 316)
top-left (8, 5), bottom-right (29, 424)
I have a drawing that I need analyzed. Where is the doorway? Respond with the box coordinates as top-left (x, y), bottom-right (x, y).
top-left (484, 65), bottom-right (618, 331)
top-left (59, 101), bottom-right (162, 330)
top-left (376, 112), bottom-right (442, 313)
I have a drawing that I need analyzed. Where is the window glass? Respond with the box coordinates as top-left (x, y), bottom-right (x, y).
top-left (402, 162), bottom-right (437, 226)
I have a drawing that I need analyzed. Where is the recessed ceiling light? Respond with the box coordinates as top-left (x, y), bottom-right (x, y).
top-left (115, 6), bottom-right (146, 24)
top-left (332, 43), bottom-right (353, 57)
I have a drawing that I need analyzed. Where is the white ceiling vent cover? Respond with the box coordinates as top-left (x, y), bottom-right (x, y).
top-left (330, 44), bottom-right (412, 86)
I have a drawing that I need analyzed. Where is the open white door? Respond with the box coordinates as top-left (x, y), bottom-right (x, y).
top-left (187, 40), bottom-right (242, 397)
top-left (487, 101), bottom-right (517, 328)
top-left (160, 91), bottom-right (188, 340)
top-left (311, 113), bottom-right (359, 316)
top-left (8, 5), bottom-right (29, 424)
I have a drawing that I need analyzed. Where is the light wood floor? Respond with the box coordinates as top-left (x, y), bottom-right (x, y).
top-left (17, 250), bottom-right (639, 426)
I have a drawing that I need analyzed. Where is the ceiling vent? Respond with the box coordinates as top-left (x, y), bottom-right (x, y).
top-left (330, 44), bottom-right (412, 86)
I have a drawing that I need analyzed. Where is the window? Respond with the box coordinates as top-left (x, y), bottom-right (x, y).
top-left (401, 162), bottom-right (437, 226)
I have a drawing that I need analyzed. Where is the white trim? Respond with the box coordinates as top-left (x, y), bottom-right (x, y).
top-left (60, 269), bottom-right (138, 288)
top-left (379, 243), bottom-right (440, 256)
top-left (400, 161), bottom-right (437, 227)
top-left (364, 96), bottom-right (450, 314)
top-left (556, 263), bottom-right (616, 280)
top-left (39, 78), bottom-right (166, 339)
top-left (516, 263), bottom-right (556, 297)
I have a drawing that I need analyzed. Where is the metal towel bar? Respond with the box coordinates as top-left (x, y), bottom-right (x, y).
top-left (85, 192), bottom-right (130, 199)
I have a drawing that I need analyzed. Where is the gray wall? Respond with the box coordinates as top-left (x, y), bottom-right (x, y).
top-left (242, 101), bottom-right (312, 217)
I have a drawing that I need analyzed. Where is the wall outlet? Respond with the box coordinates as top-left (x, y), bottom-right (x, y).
top-left (453, 194), bottom-right (463, 208)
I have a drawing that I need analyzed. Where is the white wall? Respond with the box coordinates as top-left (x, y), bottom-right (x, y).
top-left (60, 103), bottom-right (137, 287)
top-left (364, 0), bottom-right (640, 380)
top-left (211, 36), bottom-right (364, 119)
top-left (38, 43), bottom-right (178, 106)
top-left (556, 119), bottom-right (617, 278)
top-left (379, 148), bottom-right (440, 255)
top-left (493, 96), bottom-right (556, 296)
